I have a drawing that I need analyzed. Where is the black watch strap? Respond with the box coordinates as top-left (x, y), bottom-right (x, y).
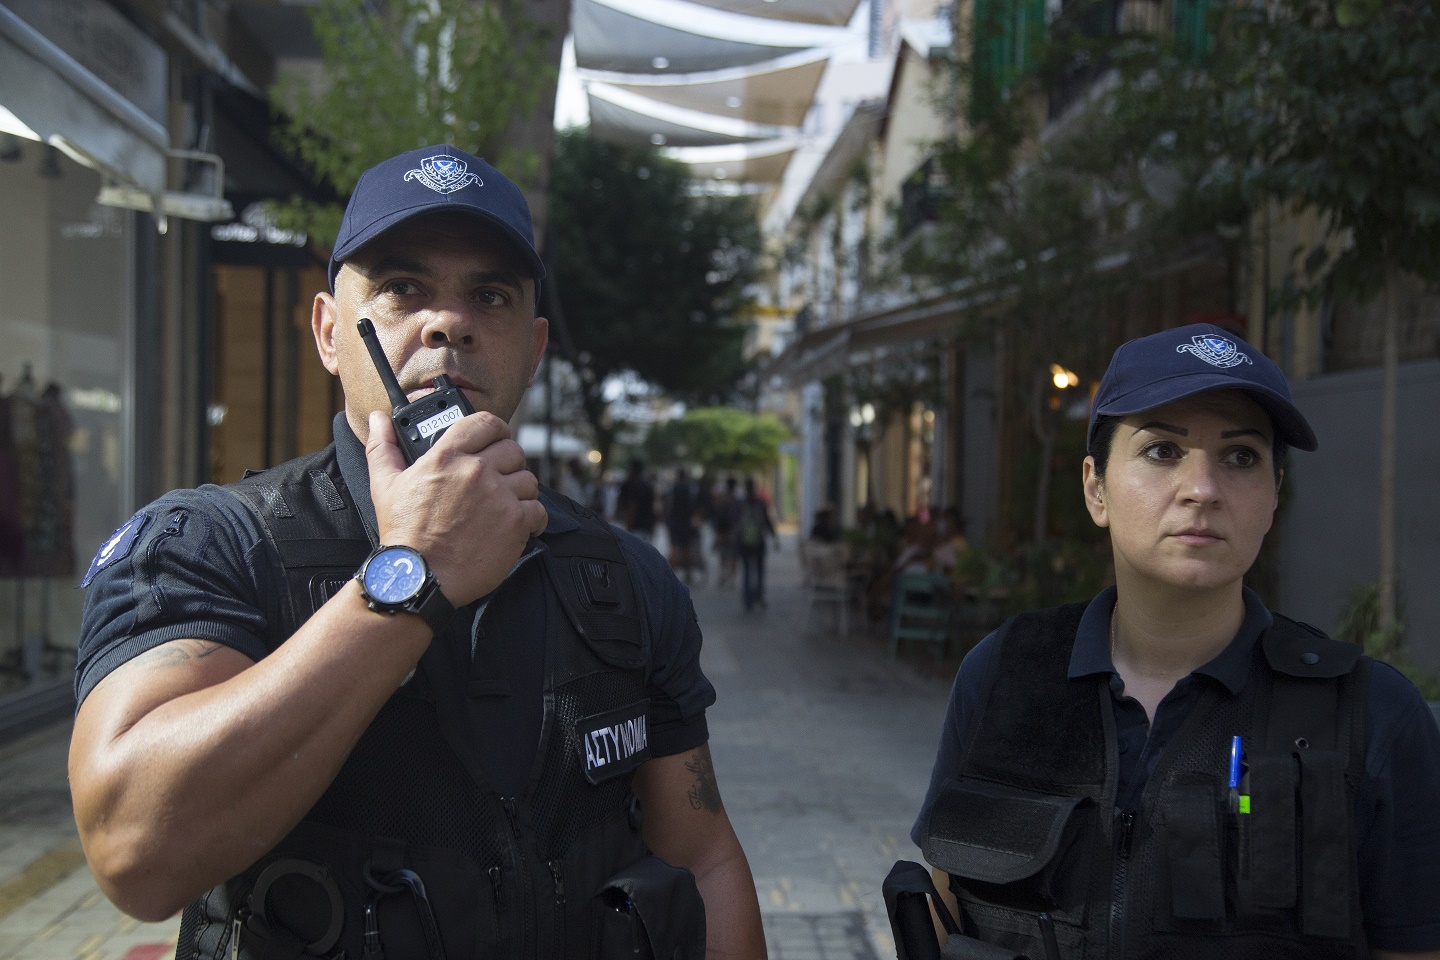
top-left (413, 581), bottom-right (456, 636)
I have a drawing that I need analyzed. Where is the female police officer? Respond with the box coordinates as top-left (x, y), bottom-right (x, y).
top-left (901, 324), bottom-right (1440, 959)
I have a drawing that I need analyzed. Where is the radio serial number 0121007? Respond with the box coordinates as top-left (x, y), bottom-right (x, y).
top-left (417, 405), bottom-right (464, 438)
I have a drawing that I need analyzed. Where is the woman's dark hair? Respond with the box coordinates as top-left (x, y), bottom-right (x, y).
top-left (1089, 414), bottom-right (1288, 482)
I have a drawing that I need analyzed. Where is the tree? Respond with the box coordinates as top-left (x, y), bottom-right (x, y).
top-left (904, 1), bottom-right (1286, 551)
top-left (1226, 0), bottom-right (1440, 632)
top-left (546, 131), bottom-right (762, 468)
top-left (909, 17), bottom-right (1122, 548)
top-left (269, 0), bottom-right (552, 246)
top-left (644, 408), bottom-right (790, 474)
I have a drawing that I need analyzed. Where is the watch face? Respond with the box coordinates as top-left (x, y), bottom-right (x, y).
top-left (363, 548), bottom-right (427, 604)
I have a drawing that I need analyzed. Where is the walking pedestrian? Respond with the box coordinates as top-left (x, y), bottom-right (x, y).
top-left (666, 467), bottom-right (700, 583)
top-left (893, 324), bottom-right (1440, 958)
top-left (735, 477), bottom-right (777, 611)
top-left (713, 475), bottom-right (740, 589)
top-left (616, 458), bottom-right (657, 542)
top-left (558, 454), bottom-right (591, 507)
top-left (67, 145), bottom-right (765, 959)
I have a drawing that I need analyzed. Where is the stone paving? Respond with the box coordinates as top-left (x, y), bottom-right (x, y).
top-left (0, 532), bottom-right (954, 959)
top-left (690, 537), bottom-right (951, 958)
top-left (0, 725), bottom-right (180, 960)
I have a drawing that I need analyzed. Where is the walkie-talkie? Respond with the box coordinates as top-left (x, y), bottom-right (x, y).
top-left (358, 318), bottom-right (474, 465)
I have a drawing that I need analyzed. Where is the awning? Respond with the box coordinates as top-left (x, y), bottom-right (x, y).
top-left (591, 51), bottom-right (829, 127)
top-left (663, 138), bottom-right (800, 183)
top-left (794, 99), bottom-right (884, 213)
top-left (588, 83), bottom-right (799, 148)
top-left (764, 322), bottom-right (851, 382)
top-left (0, 4), bottom-right (167, 197)
top-left (767, 285), bottom-right (983, 385)
top-left (573, 0), bottom-right (832, 74)
top-left (684, 0), bottom-right (862, 26)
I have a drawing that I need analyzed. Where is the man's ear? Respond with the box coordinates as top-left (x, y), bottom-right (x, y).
top-left (313, 291), bottom-right (340, 376)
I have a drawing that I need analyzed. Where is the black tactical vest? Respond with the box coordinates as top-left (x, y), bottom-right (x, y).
top-left (922, 603), bottom-right (1369, 960)
top-left (172, 447), bottom-right (700, 960)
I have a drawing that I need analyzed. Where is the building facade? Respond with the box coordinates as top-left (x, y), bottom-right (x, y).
top-left (0, 0), bottom-right (333, 738)
top-left (760, 0), bottom-right (1440, 666)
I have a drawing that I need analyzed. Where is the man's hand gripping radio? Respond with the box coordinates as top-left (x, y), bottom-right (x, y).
top-left (358, 318), bottom-right (474, 465)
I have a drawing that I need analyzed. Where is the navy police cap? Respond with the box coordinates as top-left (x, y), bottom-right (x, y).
top-left (1087, 323), bottom-right (1318, 452)
top-left (328, 145), bottom-right (545, 292)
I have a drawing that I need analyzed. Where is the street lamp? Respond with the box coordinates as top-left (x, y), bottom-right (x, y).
top-left (1050, 364), bottom-right (1080, 390)
top-left (849, 402), bottom-right (875, 428)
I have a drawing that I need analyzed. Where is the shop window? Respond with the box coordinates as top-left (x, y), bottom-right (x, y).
top-left (0, 145), bottom-right (132, 694)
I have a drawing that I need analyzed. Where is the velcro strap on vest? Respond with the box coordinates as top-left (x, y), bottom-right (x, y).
top-left (1298, 749), bottom-right (1352, 938)
top-left (923, 779), bottom-right (1084, 884)
top-left (307, 470), bottom-right (347, 511)
top-left (1166, 776), bottom-right (1225, 920)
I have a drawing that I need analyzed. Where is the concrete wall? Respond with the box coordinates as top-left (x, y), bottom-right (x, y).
top-left (1277, 360), bottom-right (1440, 669)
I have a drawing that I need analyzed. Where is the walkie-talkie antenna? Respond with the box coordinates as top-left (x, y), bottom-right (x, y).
top-left (357, 318), bottom-right (409, 411)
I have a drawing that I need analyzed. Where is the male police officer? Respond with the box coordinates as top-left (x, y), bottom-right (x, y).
top-left (69, 146), bottom-right (766, 959)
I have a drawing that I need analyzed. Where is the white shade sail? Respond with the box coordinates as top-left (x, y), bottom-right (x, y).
top-left (590, 51), bottom-right (828, 127)
top-left (663, 138), bottom-right (800, 183)
top-left (588, 84), bottom-right (798, 147)
top-left (683, 0), bottom-right (861, 26)
top-left (574, 0), bottom-right (827, 73)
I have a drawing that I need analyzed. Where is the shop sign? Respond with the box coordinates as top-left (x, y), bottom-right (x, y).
top-left (211, 203), bottom-right (308, 248)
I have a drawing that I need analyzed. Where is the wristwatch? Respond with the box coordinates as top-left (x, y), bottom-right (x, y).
top-left (355, 545), bottom-right (455, 636)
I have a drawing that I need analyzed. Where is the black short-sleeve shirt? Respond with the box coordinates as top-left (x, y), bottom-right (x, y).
top-left (911, 586), bottom-right (1440, 952)
top-left (76, 416), bottom-right (715, 797)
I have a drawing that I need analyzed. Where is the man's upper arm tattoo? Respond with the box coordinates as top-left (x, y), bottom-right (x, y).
top-left (131, 639), bottom-right (226, 672)
top-left (685, 745), bottom-right (724, 813)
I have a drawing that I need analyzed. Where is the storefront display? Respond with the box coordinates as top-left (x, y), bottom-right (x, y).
top-left (0, 141), bottom-right (132, 696)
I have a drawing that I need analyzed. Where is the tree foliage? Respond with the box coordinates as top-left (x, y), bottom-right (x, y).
top-left (644, 408), bottom-right (789, 474)
top-left (1218, 0), bottom-right (1440, 633)
top-left (911, 0), bottom-right (1438, 552)
top-left (546, 131), bottom-right (762, 467)
top-left (269, 0), bottom-right (551, 247)
top-left (1226, 0), bottom-right (1440, 295)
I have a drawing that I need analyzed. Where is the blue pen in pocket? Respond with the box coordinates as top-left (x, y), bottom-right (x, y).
top-left (1228, 735), bottom-right (1250, 814)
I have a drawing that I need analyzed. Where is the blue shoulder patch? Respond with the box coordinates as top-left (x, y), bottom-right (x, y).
top-left (81, 513), bottom-right (149, 587)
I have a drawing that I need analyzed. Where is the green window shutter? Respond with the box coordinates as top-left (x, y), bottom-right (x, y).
top-left (1018, 0), bottom-right (1047, 74)
top-left (971, 0), bottom-right (1006, 119)
top-left (971, 0), bottom-right (1049, 120)
top-left (1174, 0), bottom-right (1212, 57)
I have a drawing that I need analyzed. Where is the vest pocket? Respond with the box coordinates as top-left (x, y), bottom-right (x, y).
top-left (1161, 773), bottom-right (1226, 923)
top-left (923, 778), bottom-right (1090, 914)
top-left (593, 854), bottom-right (706, 960)
top-left (948, 894), bottom-right (1087, 960)
top-left (923, 779), bottom-right (1095, 957)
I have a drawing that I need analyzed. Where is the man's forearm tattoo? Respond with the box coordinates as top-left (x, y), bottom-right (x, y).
top-left (134, 639), bottom-right (224, 671)
top-left (685, 746), bottom-right (724, 812)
